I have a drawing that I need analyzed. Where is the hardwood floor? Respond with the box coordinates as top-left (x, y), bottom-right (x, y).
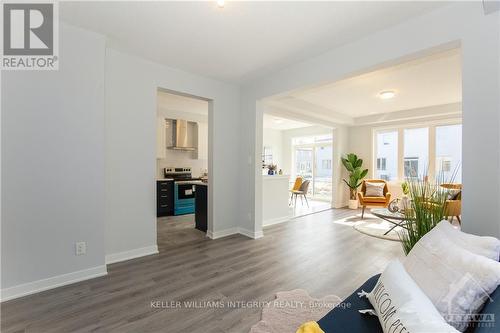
top-left (1, 209), bottom-right (403, 333)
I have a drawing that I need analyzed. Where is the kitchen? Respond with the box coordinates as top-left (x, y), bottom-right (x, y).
top-left (156, 90), bottom-right (209, 248)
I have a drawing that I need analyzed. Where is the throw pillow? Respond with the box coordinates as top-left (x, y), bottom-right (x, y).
top-left (435, 220), bottom-right (500, 261)
top-left (403, 229), bottom-right (500, 331)
top-left (365, 260), bottom-right (459, 333)
top-left (365, 182), bottom-right (385, 197)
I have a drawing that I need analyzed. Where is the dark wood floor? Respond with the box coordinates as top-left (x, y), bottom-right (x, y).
top-left (1, 209), bottom-right (403, 333)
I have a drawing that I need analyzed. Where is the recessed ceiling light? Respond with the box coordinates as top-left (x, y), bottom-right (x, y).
top-left (379, 90), bottom-right (396, 99)
top-left (217, 0), bottom-right (225, 8)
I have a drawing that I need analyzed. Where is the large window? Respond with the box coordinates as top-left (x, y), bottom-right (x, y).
top-left (404, 127), bottom-right (429, 179)
top-left (374, 123), bottom-right (462, 182)
top-left (436, 124), bottom-right (462, 182)
top-left (375, 131), bottom-right (398, 181)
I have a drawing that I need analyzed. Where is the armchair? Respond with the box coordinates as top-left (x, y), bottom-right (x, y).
top-left (358, 179), bottom-right (392, 219)
top-left (441, 183), bottom-right (462, 225)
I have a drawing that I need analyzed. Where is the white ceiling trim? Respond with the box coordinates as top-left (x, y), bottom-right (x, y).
top-left (353, 102), bottom-right (462, 127)
top-left (263, 104), bottom-right (338, 129)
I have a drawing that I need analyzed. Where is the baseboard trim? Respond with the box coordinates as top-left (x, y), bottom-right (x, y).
top-left (238, 227), bottom-right (264, 239)
top-left (0, 265), bottom-right (107, 302)
top-left (207, 227), bottom-right (239, 239)
top-left (105, 245), bottom-right (159, 265)
top-left (263, 216), bottom-right (291, 227)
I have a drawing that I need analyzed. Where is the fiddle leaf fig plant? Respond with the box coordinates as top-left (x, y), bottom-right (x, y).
top-left (342, 153), bottom-right (369, 200)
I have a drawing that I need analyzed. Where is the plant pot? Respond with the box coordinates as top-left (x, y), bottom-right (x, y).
top-left (348, 199), bottom-right (359, 210)
top-left (399, 195), bottom-right (410, 211)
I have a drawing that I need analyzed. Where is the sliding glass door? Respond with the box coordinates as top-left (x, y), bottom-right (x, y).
top-left (314, 144), bottom-right (333, 200)
top-left (293, 136), bottom-right (333, 201)
top-left (294, 147), bottom-right (313, 196)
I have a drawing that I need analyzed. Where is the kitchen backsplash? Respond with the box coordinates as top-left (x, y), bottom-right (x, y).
top-left (157, 154), bottom-right (208, 178)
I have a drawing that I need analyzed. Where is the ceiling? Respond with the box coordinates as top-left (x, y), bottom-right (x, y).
top-left (266, 48), bottom-right (461, 123)
top-left (60, 1), bottom-right (447, 83)
top-left (157, 90), bottom-right (208, 115)
top-left (263, 114), bottom-right (311, 131)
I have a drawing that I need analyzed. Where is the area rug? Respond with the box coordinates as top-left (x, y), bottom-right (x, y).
top-left (249, 289), bottom-right (341, 333)
top-left (353, 218), bottom-right (404, 241)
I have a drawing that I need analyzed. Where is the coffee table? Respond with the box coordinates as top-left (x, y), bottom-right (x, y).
top-left (370, 208), bottom-right (411, 235)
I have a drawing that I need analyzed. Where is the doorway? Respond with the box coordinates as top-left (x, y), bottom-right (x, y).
top-left (292, 135), bottom-right (333, 202)
top-left (155, 89), bottom-right (210, 251)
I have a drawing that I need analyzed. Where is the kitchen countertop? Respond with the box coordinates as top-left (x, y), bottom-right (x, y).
top-left (182, 181), bottom-right (208, 186)
top-left (156, 178), bottom-right (174, 181)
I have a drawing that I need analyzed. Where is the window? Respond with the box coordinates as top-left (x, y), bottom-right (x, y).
top-left (292, 134), bottom-right (333, 200)
top-left (404, 127), bottom-right (429, 179)
top-left (436, 124), bottom-right (462, 182)
top-left (375, 131), bottom-right (398, 181)
top-left (377, 158), bottom-right (387, 171)
top-left (374, 123), bottom-right (461, 182)
top-left (404, 157), bottom-right (419, 178)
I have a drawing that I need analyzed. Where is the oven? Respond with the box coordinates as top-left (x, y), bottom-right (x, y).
top-left (163, 167), bottom-right (199, 215)
top-left (174, 182), bottom-right (196, 215)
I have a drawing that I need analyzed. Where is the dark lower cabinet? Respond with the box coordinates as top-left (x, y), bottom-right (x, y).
top-left (157, 180), bottom-right (174, 217)
top-left (195, 184), bottom-right (207, 232)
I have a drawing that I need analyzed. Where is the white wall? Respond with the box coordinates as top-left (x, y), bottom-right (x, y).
top-left (240, 3), bottom-right (500, 238)
top-left (1, 24), bottom-right (107, 299)
top-left (105, 48), bottom-right (241, 259)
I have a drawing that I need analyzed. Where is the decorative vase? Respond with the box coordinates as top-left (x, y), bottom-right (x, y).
top-left (268, 169), bottom-right (273, 175)
top-left (399, 195), bottom-right (410, 211)
top-left (348, 199), bottom-right (359, 209)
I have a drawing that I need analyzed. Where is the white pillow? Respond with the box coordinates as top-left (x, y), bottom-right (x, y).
top-left (365, 182), bottom-right (385, 197)
top-left (435, 220), bottom-right (500, 261)
top-left (365, 260), bottom-right (459, 333)
top-left (404, 228), bottom-right (500, 331)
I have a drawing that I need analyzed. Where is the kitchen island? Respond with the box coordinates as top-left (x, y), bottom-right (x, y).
top-left (194, 183), bottom-right (208, 232)
top-left (262, 175), bottom-right (291, 226)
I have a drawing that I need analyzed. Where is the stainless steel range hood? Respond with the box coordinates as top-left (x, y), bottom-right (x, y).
top-left (167, 119), bottom-right (197, 151)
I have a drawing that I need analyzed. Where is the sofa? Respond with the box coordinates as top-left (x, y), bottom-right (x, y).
top-left (317, 274), bottom-right (499, 333)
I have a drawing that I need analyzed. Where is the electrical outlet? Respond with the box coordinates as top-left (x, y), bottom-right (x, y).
top-left (75, 242), bottom-right (87, 256)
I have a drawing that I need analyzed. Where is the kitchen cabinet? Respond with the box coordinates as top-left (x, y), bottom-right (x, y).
top-left (157, 180), bottom-right (174, 217)
top-left (196, 122), bottom-right (208, 160)
top-left (156, 117), bottom-right (166, 159)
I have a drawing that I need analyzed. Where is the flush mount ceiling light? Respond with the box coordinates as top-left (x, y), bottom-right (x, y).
top-left (217, 0), bottom-right (225, 8)
top-left (379, 90), bottom-right (396, 100)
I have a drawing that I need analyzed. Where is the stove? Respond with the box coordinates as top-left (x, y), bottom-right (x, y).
top-left (164, 167), bottom-right (199, 215)
top-left (164, 167), bottom-right (200, 181)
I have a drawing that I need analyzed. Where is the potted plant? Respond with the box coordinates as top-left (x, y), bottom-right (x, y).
top-left (341, 154), bottom-right (368, 209)
top-left (399, 181), bottom-right (410, 211)
top-left (399, 177), bottom-right (449, 255)
top-left (267, 164), bottom-right (277, 175)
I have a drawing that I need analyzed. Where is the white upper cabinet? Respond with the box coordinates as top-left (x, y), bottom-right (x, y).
top-left (197, 122), bottom-right (208, 160)
top-left (156, 117), bottom-right (166, 159)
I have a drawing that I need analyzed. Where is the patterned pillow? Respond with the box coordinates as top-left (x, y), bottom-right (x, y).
top-left (365, 182), bottom-right (385, 197)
